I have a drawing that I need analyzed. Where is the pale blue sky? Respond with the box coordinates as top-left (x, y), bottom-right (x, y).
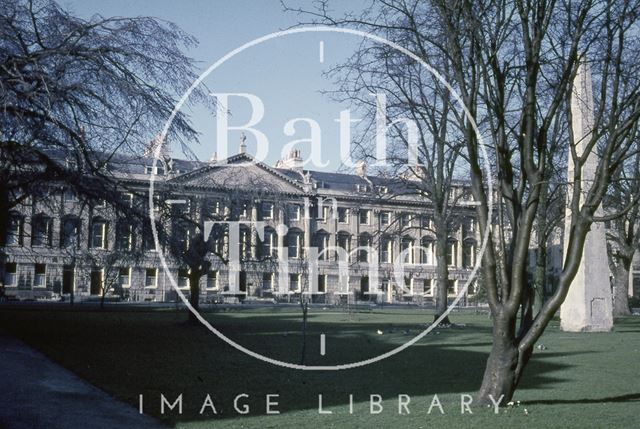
top-left (63, 0), bottom-right (369, 171)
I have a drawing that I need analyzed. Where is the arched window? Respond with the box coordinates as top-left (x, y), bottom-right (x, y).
top-left (420, 237), bottom-right (434, 265)
top-left (60, 216), bottom-right (80, 248)
top-left (314, 230), bottom-right (330, 260)
top-left (90, 217), bottom-right (108, 249)
top-left (401, 236), bottom-right (415, 264)
top-left (206, 223), bottom-right (227, 257)
top-left (31, 214), bottom-right (53, 247)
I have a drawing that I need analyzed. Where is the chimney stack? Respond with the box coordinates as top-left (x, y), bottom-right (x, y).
top-left (275, 148), bottom-right (304, 171)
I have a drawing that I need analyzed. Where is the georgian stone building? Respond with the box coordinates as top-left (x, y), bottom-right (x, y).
top-left (2, 147), bottom-right (480, 304)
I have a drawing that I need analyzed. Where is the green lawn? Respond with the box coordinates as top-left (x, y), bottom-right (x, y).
top-left (0, 305), bottom-right (638, 428)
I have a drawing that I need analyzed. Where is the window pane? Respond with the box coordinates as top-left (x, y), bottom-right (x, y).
top-left (32, 216), bottom-right (51, 247)
top-left (289, 274), bottom-right (299, 291)
top-left (119, 267), bottom-right (130, 287)
top-left (34, 264), bottom-right (46, 287)
top-left (5, 263), bottom-right (17, 285)
top-left (317, 275), bottom-right (326, 293)
top-left (288, 233), bottom-right (301, 258)
top-left (117, 222), bottom-right (133, 250)
top-left (178, 269), bottom-right (189, 288)
top-left (359, 210), bottom-right (370, 225)
top-left (207, 271), bottom-right (218, 289)
top-left (380, 212), bottom-right (390, 226)
top-left (262, 272), bottom-right (273, 290)
top-left (7, 215), bottom-right (22, 245)
top-left (61, 218), bottom-right (79, 248)
top-left (338, 208), bottom-right (348, 223)
top-left (145, 268), bottom-right (157, 287)
top-left (91, 220), bottom-right (107, 249)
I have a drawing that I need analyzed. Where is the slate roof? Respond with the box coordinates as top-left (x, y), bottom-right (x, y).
top-left (38, 149), bottom-right (471, 206)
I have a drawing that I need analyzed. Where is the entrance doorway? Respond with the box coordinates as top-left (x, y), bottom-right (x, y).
top-left (239, 270), bottom-right (247, 293)
top-left (62, 265), bottom-right (74, 294)
top-left (360, 276), bottom-right (370, 300)
top-left (90, 269), bottom-right (103, 295)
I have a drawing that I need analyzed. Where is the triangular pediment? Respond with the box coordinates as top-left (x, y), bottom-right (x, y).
top-left (171, 153), bottom-right (307, 195)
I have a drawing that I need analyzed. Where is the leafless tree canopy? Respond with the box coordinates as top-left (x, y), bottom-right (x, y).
top-left (1, 0), bottom-right (210, 244)
top-left (285, 0), bottom-right (640, 404)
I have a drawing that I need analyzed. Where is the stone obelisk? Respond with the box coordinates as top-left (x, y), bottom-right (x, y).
top-left (560, 61), bottom-right (613, 332)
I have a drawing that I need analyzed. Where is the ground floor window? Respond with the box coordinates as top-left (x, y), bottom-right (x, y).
top-left (239, 270), bottom-right (247, 292)
top-left (90, 269), bottom-right (103, 295)
top-left (360, 276), bottom-right (369, 294)
top-left (423, 279), bottom-right (433, 296)
top-left (119, 267), bottom-right (130, 287)
top-left (467, 281), bottom-right (476, 295)
top-left (34, 264), bottom-right (46, 287)
top-left (289, 273), bottom-right (300, 292)
top-left (178, 269), bottom-right (190, 289)
top-left (4, 263), bottom-right (17, 286)
top-left (262, 272), bottom-right (273, 290)
top-left (447, 279), bottom-right (457, 295)
top-left (404, 277), bottom-right (413, 294)
top-left (317, 274), bottom-right (326, 293)
top-left (207, 271), bottom-right (218, 290)
top-left (62, 265), bottom-right (74, 294)
top-left (145, 268), bottom-right (157, 288)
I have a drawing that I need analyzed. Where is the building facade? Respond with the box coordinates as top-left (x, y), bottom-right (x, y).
top-left (2, 148), bottom-right (480, 304)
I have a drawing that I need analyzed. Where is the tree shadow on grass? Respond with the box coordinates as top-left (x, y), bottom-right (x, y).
top-left (524, 393), bottom-right (640, 405)
top-left (0, 308), bottom-right (587, 426)
top-left (139, 313), bottom-right (583, 425)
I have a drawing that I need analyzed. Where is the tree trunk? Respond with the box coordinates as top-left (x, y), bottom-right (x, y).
top-left (299, 300), bottom-right (308, 365)
top-left (612, 262), bottom-right (632, 317)
top-left (0, 183), bottom-right (9, 247)
top-left (533, 245), bottom-right (547, 316)
top-left (476, 315), bottom-right (519, 405)
top-left (188, 270), bottom-right (202, 324)
top-left (0, 184), bottom-right (10, 285)
top-left (533, 172), bottom-right (550, 317)
top-left (434, 227), bottom-right (451, 325)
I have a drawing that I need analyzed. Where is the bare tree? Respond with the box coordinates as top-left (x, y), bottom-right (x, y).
top-left (437, 0), bottom-right (640, 404)
top-left (605, 149), bottom-right (640, 317)
top-left (155, 162), bottom-right (291, 323)
top-left (286, 0), bottom-right (640, 405)
top-left (0, 0), bottom-right (207, 248)
top-left (294, 1), bottom-right (474, 324)
top-left (287, 255), bottom-right (311, 365)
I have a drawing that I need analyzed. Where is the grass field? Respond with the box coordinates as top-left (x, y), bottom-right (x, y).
top-left (0, 305), bottom-right (638, 428)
